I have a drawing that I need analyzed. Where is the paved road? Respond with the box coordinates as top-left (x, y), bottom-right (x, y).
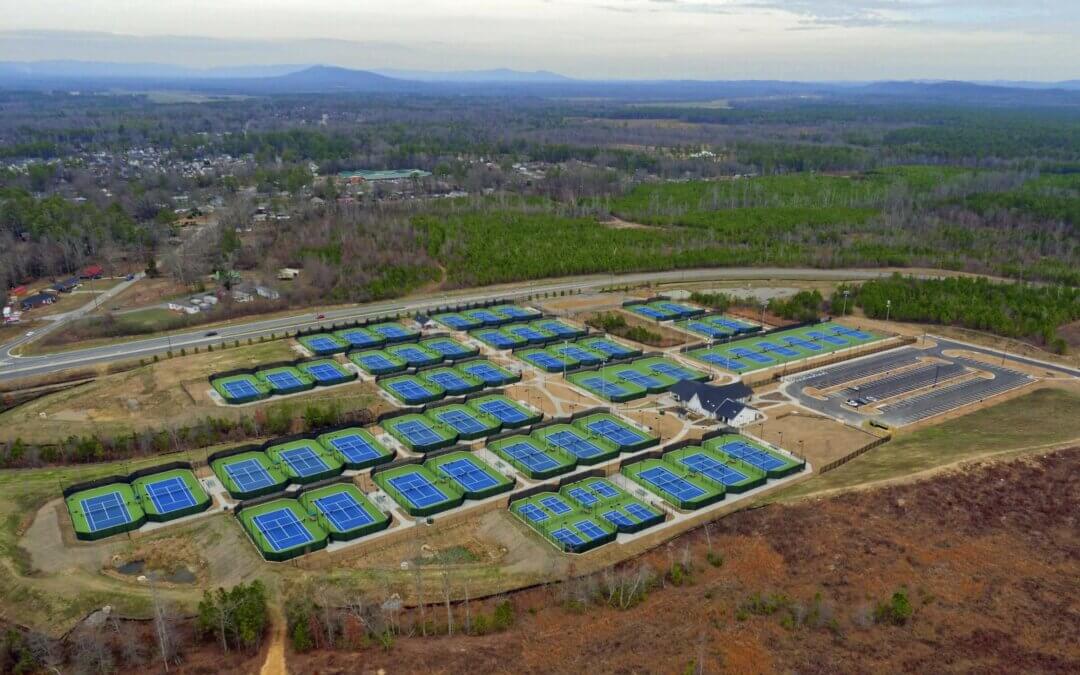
top-left (0, 267), bottom-right (961, 382)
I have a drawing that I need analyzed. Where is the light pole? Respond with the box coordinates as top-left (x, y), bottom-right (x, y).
top-left (760, 300), bottom-right (767, 328)
top-left (841, 289), bottom-right (850, 317)
top-left (885, 299), bottom-right (892, 322)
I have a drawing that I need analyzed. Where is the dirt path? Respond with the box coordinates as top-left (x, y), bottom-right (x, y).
top-left (259, 604), bottom-right (287, 675)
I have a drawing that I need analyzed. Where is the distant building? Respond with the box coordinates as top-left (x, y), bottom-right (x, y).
top-left (277, 268), bottom-right (301, 281)
top-left (255, 286), bottom-right (280, 300)
top-left (48, 277), bottom-right (81, 293)
top-left (80, 265), bottom-right (104, 279)
top-left (669, 380), bottom-right (759, 427)
top-left (20, 293), bottom-right (56, 311)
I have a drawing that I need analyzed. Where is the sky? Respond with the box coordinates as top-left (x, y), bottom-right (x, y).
top-left (1, 0), bottom-right (1077, 80)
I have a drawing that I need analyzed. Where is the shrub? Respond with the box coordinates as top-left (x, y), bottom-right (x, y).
top-left (874, 588), bottom-right (913, 626)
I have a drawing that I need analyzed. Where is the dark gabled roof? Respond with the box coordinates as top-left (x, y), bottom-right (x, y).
top-left (670, 380), bottom-right (752, 412)
top-left (716, 399), bottom-right (748, 421)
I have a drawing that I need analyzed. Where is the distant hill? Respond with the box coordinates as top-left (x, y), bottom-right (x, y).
top-left (373, 68), bottom-right (573, 83)
top-left (247, 65), bottom-right (412, 93)
top-left (0, 60), bottom-right (307, 80)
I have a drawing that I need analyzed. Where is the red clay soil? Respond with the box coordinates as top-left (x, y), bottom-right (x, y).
top-left (287, 448), bottom-right (1080, 675)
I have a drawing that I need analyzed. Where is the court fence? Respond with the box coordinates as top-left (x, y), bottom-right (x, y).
top-left (818, 434), bottom-right (892, 474)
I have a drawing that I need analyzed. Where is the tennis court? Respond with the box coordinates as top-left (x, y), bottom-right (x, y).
top-left (534, 319), bottom-right (585, 338)
top-left (144, 476), bottom-right (197, 513)
top-left (375, 466), bottom-right (463, 516)
top-left (464, 308), bottom-right (511, 326)
top-left (334, 327), bottom-right (383, 348)
top-left (688, 321), bottom-right (883, 374)
top-left (82, 491), bottom-right (132, 532)
top-left (538, 426), bottom-right (617, 464)
top-left (380, 375), bottom-right (443, 405)
top-left (434, 312), bottom-right (483, 330)
top-left (506, 324), bottom-right (553, 343)
top-left (421, 337), bottom-right (477, 358)
top-left (386, 343), bottom-right (441, 367)
top-left (458, 360), bottom-right (520, 386)
top-left (273, 443), bottom-right (334, 479)
top-left (628, 303), bottom-right (676, 320)
top-left (297, 359), bottom-right (353, 384)
top-left (430, 405), bottom-right (498, 438)
top-left (470, 328), bottom-right (525, 349)
top-left (490, 304), bottom-right (540, 320)
top-left (223, 457), bottom-right (279, 493)
top-left (490, 436), bottom-right (573, 479)
top-left (566, 371), bottom-right (647, 402)
top-left (704, 435), bottom-right (802, 478)
top-left (622, 459), bottom-right (724, 509)
top-left (252, 508), bottom-right (314, 552)
top-left (300, 484), bottom-right (390, 541)
top-left (420, 368), bottom-right (483, 395)
top-left (552, 344), bottom-right (605, 366)
top-left (298, 333), bottom-right (348, 355)
top-left (677, 314), bottom-right (758, 339)
top-left (634, 356), bottom-right (709, 383)
top-left (470, 395), bottom-right (537, 426)
top-left (584, 418), bottom-right (647, 447)
top-left (131, 468), bottom-right (211, 521)
top-left (66, 483), bottom-right (145, 540)
top-left (369, 322), bottom-right (419, 343)
top-left (257, 366), bottom-right (313, 394)
top-left (519, 348), bottom-right (573, 373)
top-left (577, 336), bottom-right (641, 358)
top-left (677, 452), bottom-right (748, 485)
top-left (319, 428), bottom-right (393, 469)
top-left (430, 452), bottom-right (513, 498)
top-left (350, 350), bottom-right (407, 375)
top-left (611, 366), bottom-right (675, 393)
top-left (212, 374), bottom-right (270, 404)
top-left (385, 414), bottom-right (456, 451)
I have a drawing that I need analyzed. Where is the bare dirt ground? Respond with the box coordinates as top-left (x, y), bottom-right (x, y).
top-left (90, 276), bottom-right (190, 314)
top-left (286, 447), bottom-right (1080, 674)
top-left (538, 292), bottom-right (629, 316)
top-left (757, 405), bottom-right (880, 467)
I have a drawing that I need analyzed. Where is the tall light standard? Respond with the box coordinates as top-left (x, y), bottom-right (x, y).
top-left (841, 289), bottom-right (850, 317)
top-left (885, 299), bottom-right (892, 322)
top-left (760, 300), bottom-right (767, 328)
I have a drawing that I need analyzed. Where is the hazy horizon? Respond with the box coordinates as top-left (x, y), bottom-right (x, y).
top-left (0, 0), bottom-right (1077, 81)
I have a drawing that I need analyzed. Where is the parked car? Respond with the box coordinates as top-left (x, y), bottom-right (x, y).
top-left (205, 330), bottom-right (219, 337)
top-left (316, 313), bottom-right (326, 320)
top-left (125, 273), bottom-right (135, 281)
top-left (845, 398), bottom-right (861, 407)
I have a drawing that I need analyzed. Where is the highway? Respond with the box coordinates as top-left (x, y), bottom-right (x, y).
top-left (0, 267), bottom-right (948, 382)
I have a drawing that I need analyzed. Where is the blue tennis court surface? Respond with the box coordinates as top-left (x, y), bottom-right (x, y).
top-left (81, 492), bottom-right (131, 532)
top-left (435, 409), bottom-right (486, 434)
top-left (222, 380), bottom-right (259, 398)
top-left (328, 434), bottom-right (383, 464)
top-left (537, 321), bottom-right (578, 337)
top-left (580, 377), bottom-right (629, 397)
top-left (461, 362), bottom-right (509, 384)
top-left (509, 326), bottom-right (547, 341)
top-left (395, 420), bottom-right (442, 445)
top-left (425, 340), bottom-right (470, 356)
top-left (388, 473), bottom-right (447, 508)
top-left (475, 330), bottom-right (516, 348)
top-left (783, 336), bottom-right (822, 351)
top-left (603, 510), bottom-right (633, 527)
top-left (339, 330), bottom-right (380, 346)
top-left (439, 315), bottom-right (477, 329)
top-left (540, 495), bottom-right (573, 515)
top-left (394, 346), bottom-right (435, 363)
top-left (584, 340), bottom-right (634, 356)
top-left (678, 453), bottom-right (748, 485)
top-left (713, 317), bottom-right (749, 330)
top-left (552, 528), bottom-right (585, 548)
top-left (730, 347), bottom-right (772, 364)
top-left (477, 399), bottom-right (528, 424)
top-left (807, 330), bottom-right (847, 345)
top-left (757, 341), bottom-right (801, 358)
top-left (358, 354), bottom-right (396, 370)
top-left (304, 363), bottom-right (345, 382)
top-left (388, 380), bottom-right (435, 401)
top-left (832, 325), bottom-right (872, 340)
top-left (314, 492), bottom-right (374, 531)
top-left (556, 346), bottom-right (602, 364)
top-left (497, 306), bottom-right (536, 318)
top-left (575, 520), bottom-right (606, 539)
top-left (587, 419), bottom-right (646, 445)
top-left (568, 486), bottom-right (600, 506)
top-left (518, 503), bottom-right (549, 522)
top-left (373, 324), bottom-right (411, 338)
top-left (264, 371), bottom-right (303, 388)
top-left (720, 441), bottom-right (786, 471)
top-left (307, 337), bottom-right (341, 352)
top-left (590, 481), bottom-right (620, 499)
top-left (625, 502), bottom-right (657, 521)
top-left (614, 369), bottom-right (663, 388)
top-left (525, 352), bottom-right (566, 370)
top-left (547, 430), bottom-right (603, 459)
top-left (252, 509), bottom-right (313, 552)
top-left (639, 466), bottom-right (706, 501)
top-left (687, 321), bottom-right (727, 337)
top-left (145, 477), bottom-right (196, 513)
top-left (438, 458), bottom-right (499, 492)
top-left (425, 371), bottom-right (472, 392)
top-left (631, 305), bottom-right (669, 319)
top-left (695, 352), bottom-right (747, 371)
top-left (647, 362), bottom-right (698, 381)
top-left (469, 309), bottom-right (503, 323)
top-left (279, 446), bottom-right (330, 477)
top-left (225, 458), bottom-right (275, 492)
top-left (501, 442), bottom-right (559, 472)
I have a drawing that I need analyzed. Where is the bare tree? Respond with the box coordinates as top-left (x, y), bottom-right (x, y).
top-left (441, 571), bottom-right (454, 636)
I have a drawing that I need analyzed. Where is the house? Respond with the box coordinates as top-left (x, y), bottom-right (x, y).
top-left (20, 293), bottom-right (56, 311)
top-left (277, 268), bottom-right (301, 281)
top-left (414, 314), bottom-right (436, 330)
top-left (48, 277), bottom-right (81, 293)
top-left (231, 288), bottom-right (254, 303)
top-left (80, 265), bottom-right (104, 279)
top-left (254, 286), bottom-right (280, 300)
top-left (167, 301), bottom-right (201, 314)
top-left (669, 380), bottom-right (759, 427)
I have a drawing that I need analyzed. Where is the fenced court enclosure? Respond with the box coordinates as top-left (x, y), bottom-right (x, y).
top-left (373, 464), bottom-right (465, 517)
top-left (316, 428), bottom-right (395, 470)
top-left (688, 321), bottom-right (883, 374)
top-left (66, 465), bottom-right (210, 541)
top-left (300, 483), bottom-right (390, 542)
top-left (296, 359), bottom-right (355, 386)
top-left (677, 314), bottom-right (760, 340)
top-left (297, 333), bottom-right (349, 356)
top-left (417, 367), bottom-right (485, 396)
top-left (265, 439), bottom-right (344, 483)
top-left (211, 451), bottom-right (289, 499)
top-left (625, 299), bottom-right (705, 321)
top-left (350, 349), bottom-right (408, 375)
top-left (238, 499), bottom-right (328, 562)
